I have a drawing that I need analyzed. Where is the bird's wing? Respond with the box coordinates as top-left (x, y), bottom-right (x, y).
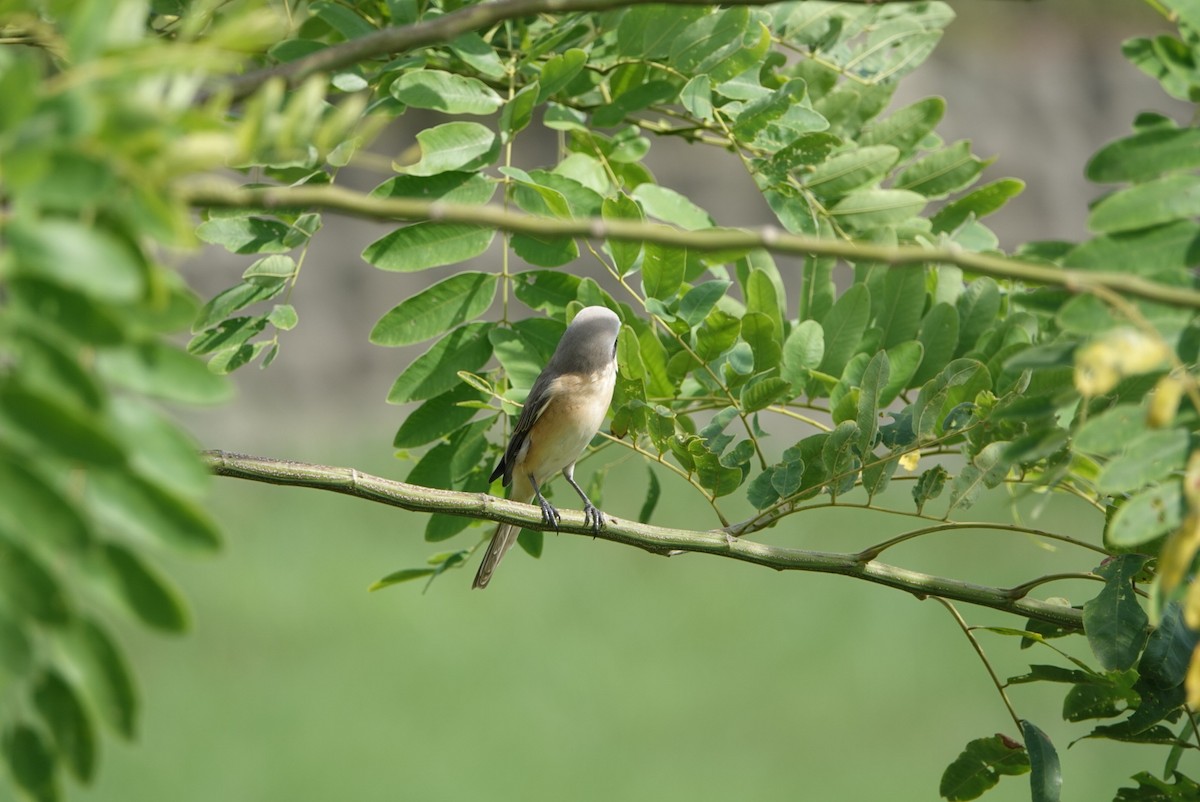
top-left (489, 370), bottom-right (558, 486)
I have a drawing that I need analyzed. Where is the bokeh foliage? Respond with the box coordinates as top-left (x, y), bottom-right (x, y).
top-left (2, 0), bottom-right (1200, 800)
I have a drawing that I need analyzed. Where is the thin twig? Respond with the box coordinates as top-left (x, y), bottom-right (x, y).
top-left (932, 597), bottom-right (1023, 732)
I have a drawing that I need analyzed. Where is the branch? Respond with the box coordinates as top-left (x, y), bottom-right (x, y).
top-left (180, 180), bottom-right (1200, 311)
top-left (222, 0), bottom-right (919, 100)
top-left (201, 450), bottom-right (1085, 630)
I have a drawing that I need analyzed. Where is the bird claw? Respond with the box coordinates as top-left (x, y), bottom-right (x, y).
top-left (538, 497), bottom-right (562, 531)
top-left (583, 503), bottom-right (605, 537)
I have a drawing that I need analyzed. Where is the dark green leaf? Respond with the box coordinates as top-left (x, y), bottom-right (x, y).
top-left (818, 284), bottom-right (870, 377)
top-left (913, 464), bottom-right (947, 513)
top-left (512, 270), bottom-right (582, 315)
top-left (393, 383), bottom-right (486, 449)
top-left (60, 617), bottom-right (138, 739)
top-left (387, 323), bottom-right (494, 404)
top-left (2, 724), bottom-right (56, 800)
top-left (1083, 554), bottom-right (1151, 671)
top-left (939, 734), bottom-right (1030, 801)
top-left (856, 351), bottom-right (889, 454)
top-left (32, 671), bottom-right (95, 782)
top-left (0, 531), bottom-right (69, 625)
top-left (1020, 721), bottom-right (1061, 802)
top-left (99, 542), bottom-right (189, 633)
top-left (678, 280), bottom-right (731, 327)
top-left (932, 179), bottom-right (1025, 234)
top-left (638, 467), bottom-right (661, 524)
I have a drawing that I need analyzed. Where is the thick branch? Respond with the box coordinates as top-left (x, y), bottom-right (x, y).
top-left (182, 180), bottom-right (1200, 311)
top-left (223, 0), bottom-right (917, 100)
top-left (202, 450), bottom-right (1086, 630)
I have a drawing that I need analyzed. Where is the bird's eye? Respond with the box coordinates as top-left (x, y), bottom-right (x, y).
top-left (611, 338), bottom-right (618, 358)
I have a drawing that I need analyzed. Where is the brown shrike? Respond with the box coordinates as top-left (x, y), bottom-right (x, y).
top-left (472, 306), bottom-right (621, 589)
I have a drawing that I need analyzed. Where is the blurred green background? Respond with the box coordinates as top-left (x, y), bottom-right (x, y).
top-left (72, 1), bottom-right (1195, 799)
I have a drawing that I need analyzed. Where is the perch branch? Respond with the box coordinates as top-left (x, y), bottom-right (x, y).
top-left (180, 179), bottom-right (1200, 311)
top-left (202, 450), bottom-right (1086, 630)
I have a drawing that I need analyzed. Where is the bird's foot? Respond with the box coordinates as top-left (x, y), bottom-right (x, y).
top-left (538, 497), bottom-right (562, 531)
top-left (583, 503), bottom-right (606, 537)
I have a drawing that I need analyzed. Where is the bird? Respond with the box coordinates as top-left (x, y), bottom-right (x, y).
top-left (472, 306), bottom-right (622, 589)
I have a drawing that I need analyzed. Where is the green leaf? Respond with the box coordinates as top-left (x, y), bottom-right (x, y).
top-left (638, 467), bottom-right (661, 524)
top-left (803, 145), bottom-right (899, 200)
top-left (85, 469), bottom-right (222, 553)
top-left (818, 284), bottom-right (870, 377)
top-left (99, 542), bottom-right (190, 633)
top-left (631, 184), bottom-right (713, 230)
top-left (1066, 220), bottom-right (1200, 275)
top-left (670, 7), bottom-right (749, 75)
top-left (822, 420), bottom-right (860, 497)
top-left (192, 276), bottom-right (284, 331)
top-left (1087, 127), bottom-right (1200, 184)
top-left (369, 567), bottom-right (436, 590)
top-left (387, 323), bottom-right (494, 403)
top-left (60, 617), bottom-right (138, 739)
top-left (389, 69), bottom-right (503, 115)
top-left (913, 358), bottom-right (991, 439)
top-left (860, 96), bottom-right (944, 158)
top-left (0, 382), bottom-right (125, 466)
top-left (0, 455), bottom-right (89, 550)
top-left (0, 531), bottom-right (69, 625)
top-left (404, 122), bottom-right (500, 176)
top-left (449, 32), bottom-right (506, 79)
top-left (695, 309), bottom-right (740, 361)
top-left (538, 49), bottom-right (587, 101)
top-left (732, 79), bottom-right (809, 142)
top-left (195, 216), bottom-right (300, 254)
top-left (641, 243), bottom-right (686, 303)
top-left (362, 223), bottom-right (495, 272)
top-left (2, 724), bottom-right (56, 800)
top-left (896, 140), bottom-right (990, 198)
top-left (602, 194), bottom-right (644, 276)
top-left (678, 280), bottom-right (732, 327)
top-left (742, 376), bottom-right (790, 412)
top-left (511, 231), bottom-right (578, 267)
top-left (781, 320), bottom-right (824, 390)
top-left (956, 278), bottom-right (1001, 356)
top-left (1139, 603), bottom-right (1197, 689)
top-left (877, 267), bottom-right (926, 348)
top-left (32, 671), bottom-right (95, 782)
top-left (745, 268), bottom-right (783, 339)
top-left (370, 272), bottom-right (496, 346)
top-left (1083, 554), bottom-right (1151, 672)
top-left (1096, 430), bottom-right (1189, 494)
top-left (1106, 482), bottom-right (1183, 548)
top-left (829, 189), bottom-right (926, 230)
top-left (912, 464), bottom-right (947, 514)
top-left (9, 217), bottom-right (144, 301)
top-left (741, 312), bottom-right (781, 372)
top-left (912, 302), bottom-right (960, 386)
top-left (512, 270), bottom-right (582, 314)
top-left (98, 340), bottom-right (232, 404)
top-left (879, 340), bottom-right (922, 405)
top-left (1088, 174), bottom-right (1200, 234)
top-left (370, 171), bottom-right (496, 204)
top-left (109, 396), bottom-right (210, 499)
top-left (1020, 721), bottom-right (1061, 802)
top-left (680, 74), bottom-right (713, 120)
top-left (932, 179), bottom-right (1026, 234)
top-left (393, 382), bottom-right (486, 449)
top-left (619, 6), bottom-right (707, 58)
top-left (856, 351), bottom-right (889, 454)
top-left (939, 734), bottom-right (1030, 801)
top-left (948, 441), bottom-right (1011, 512)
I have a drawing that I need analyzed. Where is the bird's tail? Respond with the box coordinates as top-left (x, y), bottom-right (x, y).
top-left (472, 522), bottom-right (519, 589)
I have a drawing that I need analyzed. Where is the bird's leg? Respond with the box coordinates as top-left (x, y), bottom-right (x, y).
top-left (528, 474), bottom-right (561, 531)
top-left (563, 464), bottom-right (604, 536)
